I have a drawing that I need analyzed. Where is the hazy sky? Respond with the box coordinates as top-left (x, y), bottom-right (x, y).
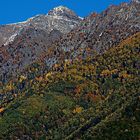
top-left (0, 0), bottom-right (130, 25)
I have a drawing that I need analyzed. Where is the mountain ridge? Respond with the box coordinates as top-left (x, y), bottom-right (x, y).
top-left (0, 31), bottom-right (139, 139)
top-left (0, 1), bottom-right (140, 139)
top-left (0, 6), bottom-right (82, 47)
top-left (0, 6), bottom-right (82, 83)
top-left (1, 2), bottom-right (140, 83)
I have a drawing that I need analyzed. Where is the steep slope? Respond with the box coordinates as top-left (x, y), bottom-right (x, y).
top-left (1, 1), bottom-right (140, 85)
top-left (0, 1), bottom-right (140, 139)
top-left (0, 6), bottom-right (81, 46)
top-left (0, 6), bottom-right (82, 83)
top-left (0, 32), bottom-right (139, 139)
top-left (43, 1), bottom-right (140, 66)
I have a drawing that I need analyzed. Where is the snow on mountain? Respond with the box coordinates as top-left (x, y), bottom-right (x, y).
top-left (0, 6), bottom-right (82, 82)
top-left (0, 6), bottom-right (82, 46)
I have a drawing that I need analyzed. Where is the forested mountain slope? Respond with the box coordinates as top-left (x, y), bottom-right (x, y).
top-left (1, 1), bottom-right (140, 84)
top-left (0, 1), bottom-right (140, 139)
top-left (0, 32), bottom-right (139, 139)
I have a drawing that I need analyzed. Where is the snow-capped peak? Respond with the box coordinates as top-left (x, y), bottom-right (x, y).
top-left (48, 5), bottom-right (78, 19)
top-left (53, 6), bottom-right (71, 11)
top-left (0, 5), bottom-right (82, 46)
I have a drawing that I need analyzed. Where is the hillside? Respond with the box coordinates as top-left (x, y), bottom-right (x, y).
top-left (0, 6), bottom-right (81, 83)
top-left (0, 1), bottom-right (140, 84)
top-left (0, 32), bottom-right (140, 139)
top-left (0, 1), bottom-right (140, 139)
top-left (43, 1), bottom-right (140, 66)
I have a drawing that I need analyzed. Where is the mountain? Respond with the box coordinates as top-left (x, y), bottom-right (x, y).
top-left (0, 32), bottom-right (140, 139)
top-left (1, 2), bottom-right (140, 84)
top-left (132, 0), bottom-right (140, 3)
top-left (43, 1), bottom-right (140, 65)
top-left (0, 1), bottom-right (140, 139)
top-left (0, 6), bottom-right (82, 82)
top-left (0, 6), bottom-right (81, 47)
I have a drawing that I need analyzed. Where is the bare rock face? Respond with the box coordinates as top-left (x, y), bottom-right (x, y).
top-left (132, 0), bottom-right (140, 3)
top-left (0, 6), bottom-right (81, 46)
top-left (43, 1), bottom-right (140, 67)
top-left (48, 6), bottom-right (81, 21)
top-left (0, 25), bottom-right (21, 46)
top-left (0, 6), bottom-right (82, 82)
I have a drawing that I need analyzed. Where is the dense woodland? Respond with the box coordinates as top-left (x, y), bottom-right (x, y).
top-left (0, 32), bottom-right (140, 139)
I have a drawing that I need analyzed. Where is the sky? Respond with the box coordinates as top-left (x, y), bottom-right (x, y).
top-left (0, 0), bottom-right (130, 25)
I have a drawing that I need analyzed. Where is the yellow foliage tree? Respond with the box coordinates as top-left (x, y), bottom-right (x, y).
top-left (45, 72), bottom-right (53, 81)
top-left (73, 106), bottom-right (83, 114)
top-left (6, 82), bottom-right (14, 91)
top-left (119, 71), bottom-right (131, 79)
top-left (19, 75), bottom-right (27, 82)
top-left (100, 69), bottom-right (111, 77)
top-left (0, 107), bottom-right (4, 113)
top-left (35, 76), bottom-right (43, 82)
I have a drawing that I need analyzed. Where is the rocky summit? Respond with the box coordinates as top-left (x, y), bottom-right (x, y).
top-left (0, 6), bottom-right (82, 81)
top-left (0, 6), bottom-right (81, 46)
